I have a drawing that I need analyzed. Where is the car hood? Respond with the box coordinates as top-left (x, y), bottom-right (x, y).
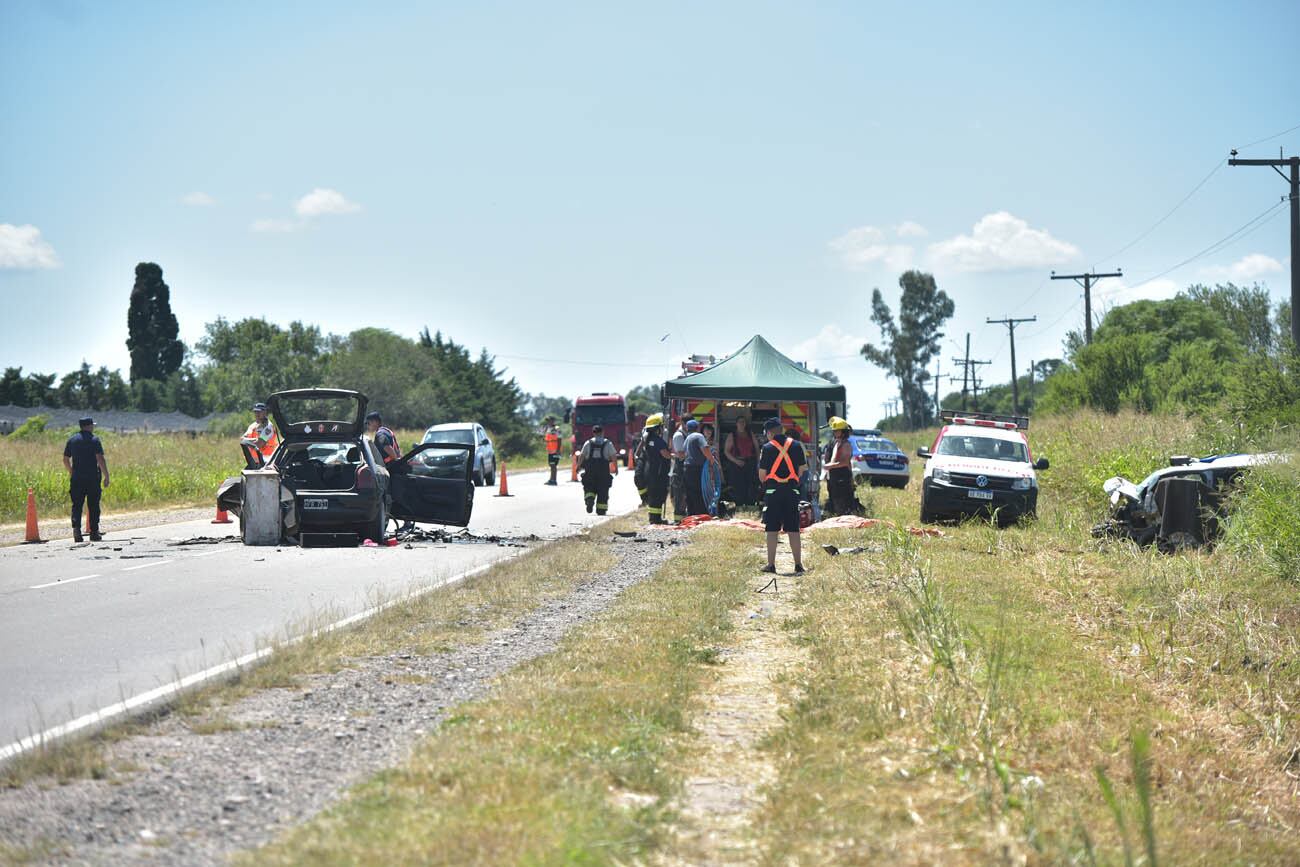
top-left (268, 388), bottom-right (368, 441)
top-left (929, 455), bottom-right (1033, 478)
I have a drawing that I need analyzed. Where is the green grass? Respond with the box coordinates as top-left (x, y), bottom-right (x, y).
top-left (0, 429), bottom-right (240, 524)
top-left (244, 529), bottom-right (752, 865)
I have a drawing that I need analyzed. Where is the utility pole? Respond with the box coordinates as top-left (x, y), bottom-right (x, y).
top-left (1228, 149), bottom-right (1299, 347)
top-left (1050, 269), bottom-right (1122, 344)
top-left (987, 315), bottom-right (1037, 415)
top-left (931, 358), bottom-right (945, 422)
top-left (971, 374), bottom-right (983, 411)
top-left (951, 332), bottom-right (991, 412)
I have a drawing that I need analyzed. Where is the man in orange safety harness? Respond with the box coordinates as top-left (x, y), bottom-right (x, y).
top-left (757, 417), bottom-right (807, 575)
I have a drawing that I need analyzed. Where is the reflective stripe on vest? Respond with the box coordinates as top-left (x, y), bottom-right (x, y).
top-left (767, 437), bottom-right (798, 483)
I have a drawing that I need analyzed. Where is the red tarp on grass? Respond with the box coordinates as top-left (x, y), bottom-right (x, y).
top-left (665, 514), bottom-right (943, 537)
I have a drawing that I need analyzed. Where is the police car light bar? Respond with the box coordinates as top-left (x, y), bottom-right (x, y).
top-left (939, 408), bottom-right (1029, 430)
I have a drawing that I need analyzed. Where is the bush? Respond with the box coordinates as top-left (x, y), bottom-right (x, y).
top-left (8, 414), bottom-right (51, 439)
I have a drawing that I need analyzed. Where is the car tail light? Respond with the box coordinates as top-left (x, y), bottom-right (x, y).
top-left (355, 463), bottom-right (374, 490)
top-left (855, 455), bottom-right (868, 461)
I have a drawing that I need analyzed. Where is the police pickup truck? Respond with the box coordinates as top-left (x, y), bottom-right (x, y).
top-left (915, 410), bottom-right (1048, 525)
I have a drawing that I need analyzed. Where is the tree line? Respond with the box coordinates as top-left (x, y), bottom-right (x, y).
top-left (0, 262), bottom-right (544, 454)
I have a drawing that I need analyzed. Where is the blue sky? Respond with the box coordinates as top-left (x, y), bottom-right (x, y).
top-left (2, 0), bottom-right (1297, 417)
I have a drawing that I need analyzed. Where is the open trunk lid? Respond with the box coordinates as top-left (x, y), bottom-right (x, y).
top-left (268, 389), bottom-right (368, 442)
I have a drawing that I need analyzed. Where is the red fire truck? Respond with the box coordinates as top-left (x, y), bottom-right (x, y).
top-left (565, 393), bottom-right (634, 466)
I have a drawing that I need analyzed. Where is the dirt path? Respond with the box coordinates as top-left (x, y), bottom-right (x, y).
top-left (661, 536), bottom-right (809, 865)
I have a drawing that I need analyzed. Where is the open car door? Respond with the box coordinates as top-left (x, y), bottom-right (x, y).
top-left (389, 441), bottom-right (475, 527)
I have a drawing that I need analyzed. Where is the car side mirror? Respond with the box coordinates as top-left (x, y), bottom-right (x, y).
top-left (1034, 457), bottom-right (1049, 470)
top-left (916, 446), bottom-right (931, 459)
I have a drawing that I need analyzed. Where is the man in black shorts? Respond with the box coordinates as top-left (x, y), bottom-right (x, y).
top-left (757, 417), bottom-right (806, 574)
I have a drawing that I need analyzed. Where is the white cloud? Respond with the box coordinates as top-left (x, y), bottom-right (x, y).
top-left (791, 324), bottom-right (866, 363)
top-left (0, 223), bottom-right (60, 269)
top-left (181, 191), bottom-right (216, 206)
top-left (895, 220), bottom-right (928, 238)
top-left (250, 217), bottom-right (299, 233)
top-left (1198, 253), bottom-right (1283, 283)
top-left (929, 211), bottom-right (1080, 272)
top-left (294, 188), bottom-right (361, 217)
top-left (829, 225), bottom-right (913, 271)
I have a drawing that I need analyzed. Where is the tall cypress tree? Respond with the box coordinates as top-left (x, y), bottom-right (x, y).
top-left (126, 262), bottom-right (184, 382)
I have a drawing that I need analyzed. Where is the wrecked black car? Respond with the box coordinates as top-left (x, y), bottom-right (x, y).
top-left (1091, 452), bottom-right (1282, 550)
top-left (217, 388), bottom-right (475, 544)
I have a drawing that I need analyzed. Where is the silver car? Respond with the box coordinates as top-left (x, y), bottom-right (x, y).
top-left (424, 422), bottom-right (497, 487)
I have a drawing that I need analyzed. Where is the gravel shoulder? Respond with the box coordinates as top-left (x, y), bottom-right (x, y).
top-left (0, 529), bottom-right (686, 866)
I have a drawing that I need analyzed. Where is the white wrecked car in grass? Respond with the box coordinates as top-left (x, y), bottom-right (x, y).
top-left (1092, 452), bottom-right (1284, 550)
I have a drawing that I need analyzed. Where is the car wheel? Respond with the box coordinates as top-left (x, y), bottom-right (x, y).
top-left (485, 459), bottom-right (495, 487)
top-left (919, 492), bottom-right (937, 524)
top-left (473, 463), bottom-right (486, 487)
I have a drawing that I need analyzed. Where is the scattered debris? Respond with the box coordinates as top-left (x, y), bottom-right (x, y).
top-left (168, 536), bottom-right (242, 547)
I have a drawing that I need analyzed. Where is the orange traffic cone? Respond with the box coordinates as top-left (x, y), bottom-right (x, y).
top-left (570, 453), bottom-right (579, 483)
top-left (495, 460), bottom-right (513, 497)
top-left (23, 488), bottom-right (44, 544)
top-left (627, 448), bottom-right (635, 470)
top-left (85, 510), bottom-right (91, 535)
top-left (211, 504), bottom-right (233, 524)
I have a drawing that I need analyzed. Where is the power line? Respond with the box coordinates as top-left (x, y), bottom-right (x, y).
top-left (494, 353), bottom-right (672, 369)
top-left (1093, 159), bottom-right (1223, 267)
top-left (1234, 121), bottom-right (1300, 153)
top-left (1228, 151), bottom-right (1299, 346)
top-left (1050, 269), bottom-right (1123, 344)
top-left (1114, 199), bottom-right (1287, 291)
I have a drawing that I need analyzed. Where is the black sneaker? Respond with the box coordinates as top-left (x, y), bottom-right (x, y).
top-left (793, 564), bottom-right (805, 574)
top-left (760, 564), bottom-right (776, 574)
top-left (73, 531), bottom-right (84, 543)
top-left (89, 532), bottom-right (103, 542)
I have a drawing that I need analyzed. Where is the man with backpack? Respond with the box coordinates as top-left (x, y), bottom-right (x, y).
top-left (579, 424), bottom-right (619, 515)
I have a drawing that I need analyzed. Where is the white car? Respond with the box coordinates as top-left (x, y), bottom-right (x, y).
top-left (916, 412), bottom-right (1048, 525)
top-left (423, 422), bottom-right (496, 487)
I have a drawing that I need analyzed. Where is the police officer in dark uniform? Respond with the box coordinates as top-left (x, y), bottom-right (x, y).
top-left (62, 416), bottom-right (110, 542)
top-left (757, 417), bottom-right (806, 574)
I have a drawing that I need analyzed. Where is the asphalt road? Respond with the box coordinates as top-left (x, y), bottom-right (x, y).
top-left (0, 470), bottom-right (638, 753)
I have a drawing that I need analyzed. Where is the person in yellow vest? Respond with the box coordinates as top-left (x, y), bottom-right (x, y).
top-left (241, 402), bottom-right (279, 467)
top-left (758, 417), bottom-right (807, 574)
top-left (543, 419), bottom-right (562, 486)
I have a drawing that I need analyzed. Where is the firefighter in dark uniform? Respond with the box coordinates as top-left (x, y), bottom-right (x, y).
top-left (579, 424), bottom-right (618, 515)
top-left (639, 414), bottom-right (673, 524)
top-left (822, 416), bottom-right (864, 516)
top-left (758, 417), bottom-right (806, 574)
top-left (62, 416), bottom-right (110, 542)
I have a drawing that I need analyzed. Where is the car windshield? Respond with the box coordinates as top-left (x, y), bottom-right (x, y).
top-left (424, 428), bottom-right (475, 446)
top-left (936, 434), bottom-right (1027, 462)
top-left (408, 446), bottom-right (472, 479)
top-left (855, 437), bottom-right (899, 453)
top-left (575, 405), bottom-right (625, 425)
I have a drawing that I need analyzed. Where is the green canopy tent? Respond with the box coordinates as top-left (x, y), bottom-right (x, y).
top-left (663, 334), bottom-right (846, 403)
top-left (663, 335), bottom-right (847, 516)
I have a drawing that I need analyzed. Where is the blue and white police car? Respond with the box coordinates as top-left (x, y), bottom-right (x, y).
top-left (916, 411), bottom-right (1048, 525)
top-left (848, 429), bottom-right (911, 488)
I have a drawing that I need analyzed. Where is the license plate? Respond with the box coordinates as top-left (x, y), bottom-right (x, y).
top-left (303, 498), bottom-right (329, 510)
top-left (967, 489), bottom-right (994, 500)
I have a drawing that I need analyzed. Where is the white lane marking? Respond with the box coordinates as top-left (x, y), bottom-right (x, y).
top-left (0, 503), bottom-right (637, 763)
top-left (186, 548), bottom-right (234, 558)
top-left (121, 559), bottom-right (173, 572)
top-left (0, 554), bottom-right (517, 763)
top-left (30, 574), bottom-right (101, 590)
